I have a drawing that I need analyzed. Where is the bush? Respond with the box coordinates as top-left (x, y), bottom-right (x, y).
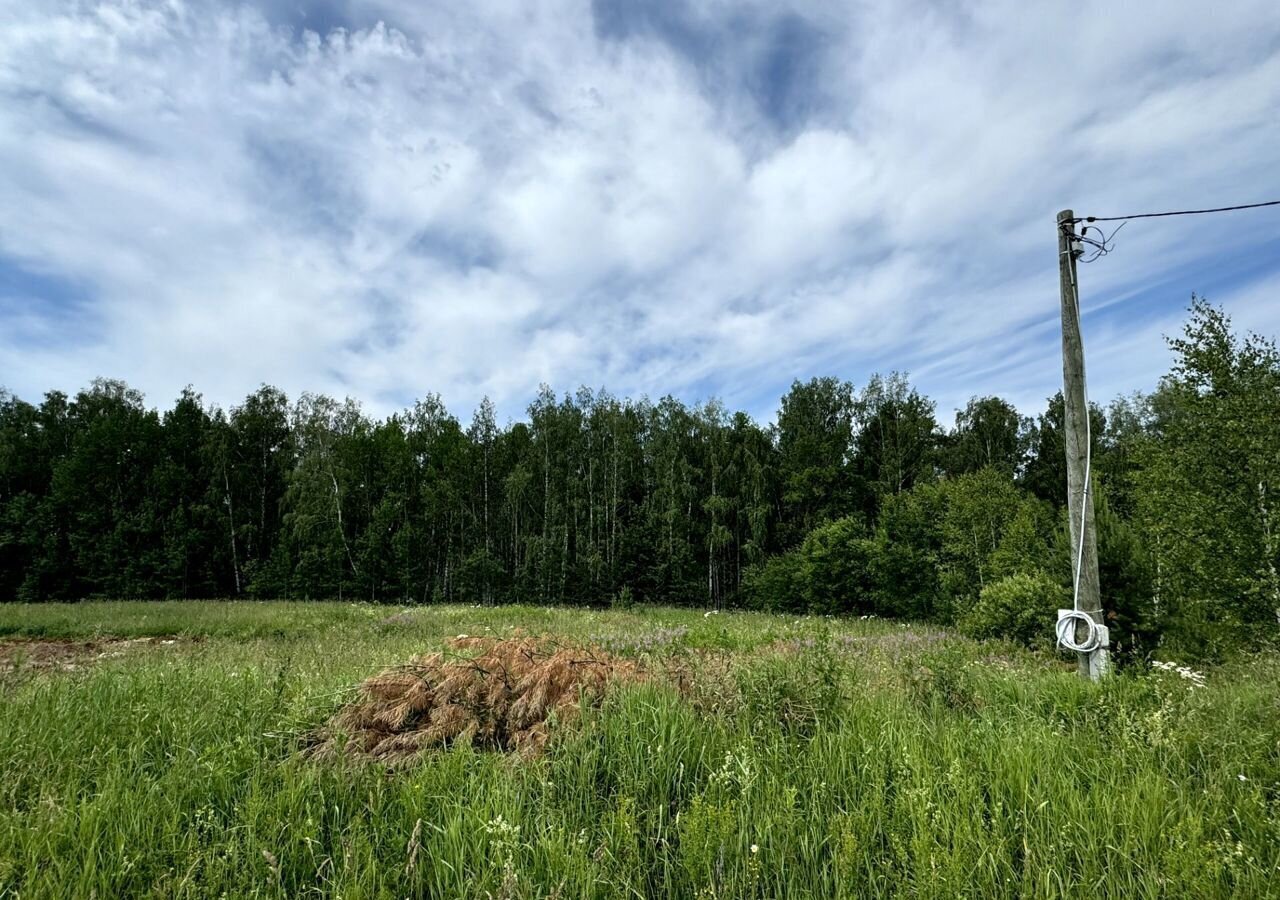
top-left (868, 538), bottom-right (939, 619)
top-left (741, 517), bottom-right (876, 615)
top-left (796, 517), bottom-right (876, 615)
top-left (740, 552), bottom-right (806, 613)
top-left (958, 571), bottom-right (1067, 648)
top-left (612, 585), bottom-right (636, 610)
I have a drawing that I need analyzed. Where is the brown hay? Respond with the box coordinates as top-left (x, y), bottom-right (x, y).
top-left (306, 635), bottom-right (645, 763)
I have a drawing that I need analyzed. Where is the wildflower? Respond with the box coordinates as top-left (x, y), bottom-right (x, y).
top-left (261, 849), bottom-right (280, 878)
top-left (1151, 659), bottom-right (1206, 688)
top-left (1238, 774), bottom-right (1248, 782)
top-left (750, 844), bottom-right (759, 854)
top-left (484, 814), bottom-right (520, 838)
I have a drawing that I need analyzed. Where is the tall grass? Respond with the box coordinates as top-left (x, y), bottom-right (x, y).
top-left (0, 602), bottom-right (1276, 897)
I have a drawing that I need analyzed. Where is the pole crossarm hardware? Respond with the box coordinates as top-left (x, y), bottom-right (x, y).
top-left (1056, 209), bottom-right (1109, 680)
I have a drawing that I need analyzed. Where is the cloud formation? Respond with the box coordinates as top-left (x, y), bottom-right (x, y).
top-left (2, 0), bottom-right (1279, 423)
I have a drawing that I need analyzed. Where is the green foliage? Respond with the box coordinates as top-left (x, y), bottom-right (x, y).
top-left (611, 584), bottom-right (635, 610)
top-left (1132, 299), bottom-right (1280, 658)
top-left (865, 469), bottom-right (1053, 622)
top-left (746, 469), bottom-right (1060, 625)
top-left (935, 467), bottom-right (1027, 607)
top-left (456, 548), bottom-right (505, 604)
top-left (744, 518), bottom-right (879, 616)
top-left (1020, 391), bottom-right (1106, 508)
top-left (943, 395), bottom-right (1030, 476)
top-left (873, 481), bottom-right (947, 618)
top-left (958, 571), bottom-right (1067, 648)
top-left (794, 517), bottom-right (876, 616)
top-left (989, 496), bottom-right (1056, 579)
top-left (740, 550), bottom-right (805, 613)
top-left (851, 372), bottom-right (941, 517)
top-left (775, 377), bottom-right (855, 546)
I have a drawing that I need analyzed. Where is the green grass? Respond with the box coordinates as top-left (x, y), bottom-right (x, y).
top-left (0, 602), bottom-right (1277, 898)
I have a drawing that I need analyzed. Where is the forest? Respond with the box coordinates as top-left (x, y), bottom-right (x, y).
top-left (2, 299), bottom-right (1278, 661)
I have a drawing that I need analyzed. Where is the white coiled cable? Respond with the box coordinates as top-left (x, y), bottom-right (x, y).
top-left (1056, 609), bottom-right (1104, 653)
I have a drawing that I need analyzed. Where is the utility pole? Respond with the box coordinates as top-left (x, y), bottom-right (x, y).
top-left (1057, 209), bottom-right (1108, 679)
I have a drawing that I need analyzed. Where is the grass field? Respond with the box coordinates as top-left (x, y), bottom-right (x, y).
top-left (0, 602), bottom-right (1277, 899)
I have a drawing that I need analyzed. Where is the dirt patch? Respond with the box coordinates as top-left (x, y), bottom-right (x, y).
top-left (0, 636), bottom-right (185, 675)
top-left (306, 635), bottom-right (646, 764)
top-left (375, 610), bottom-right (420, 630)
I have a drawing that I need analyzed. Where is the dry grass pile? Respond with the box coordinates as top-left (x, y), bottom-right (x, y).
top-left (308, 635), bottom-right (646, 762)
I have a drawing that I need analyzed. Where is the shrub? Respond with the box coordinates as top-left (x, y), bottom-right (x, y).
top-left (744, 518), bottom-right (879, 615)
top-left (868, 537), bottom-right (939, 619)
top-left (958, 571), bottom-right (1067, 648)
top-left (740, 552), bottom-right (806, 613)
top-left (796, 517), bottom-right (876, 615)
top-left (612, 585), bottom-right (636, 610)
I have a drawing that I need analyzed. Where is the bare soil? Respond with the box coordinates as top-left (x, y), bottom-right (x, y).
top-left (0, 636), bottom-right (185, 675)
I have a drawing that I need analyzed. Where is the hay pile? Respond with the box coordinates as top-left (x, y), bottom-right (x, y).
top-left (307, 635), bottom-right (645, 763)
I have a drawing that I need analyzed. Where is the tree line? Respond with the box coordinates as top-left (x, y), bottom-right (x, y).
top-left (1, 299), bottom-right (1276, 659)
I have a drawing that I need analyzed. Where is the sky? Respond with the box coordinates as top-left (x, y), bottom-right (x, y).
top-left (2, 0), bottom-right (1279, 427)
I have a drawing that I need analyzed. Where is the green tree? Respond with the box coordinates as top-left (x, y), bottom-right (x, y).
top-left (226, 386), bottom-right (293, 596)
top-left (1021, 392), bottom-right (1104, 508)
top-left (50, 380), bottom-right (165, 597)
top-left (944, 396), bottom-right (1029, 476)
top-left (776, 377), bottom-right (855, 545)
top-left (283, 394), bottom-right (368, 600)
top-left (1134, 299), bottom-right (1280, 657)
top-left (153, 388), bottom-right (223, 597)
top-left (852, 373), bottom-right (940, 518)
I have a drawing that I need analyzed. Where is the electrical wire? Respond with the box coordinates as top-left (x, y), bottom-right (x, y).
top-left (1068, 252), bottom-right (1090, 617)
top-left (1061, 198), bottom-right (1280, 264)
top-left (1074, 221), bottom-right (1125, 263)
top-left (1069, 199), bottom-right (1280, 224)
top-left (1057, 610), bottom-right (1103, 653)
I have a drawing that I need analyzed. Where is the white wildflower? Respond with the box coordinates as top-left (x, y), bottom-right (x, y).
top-left (1151, 660), bottom-right (1206, 688)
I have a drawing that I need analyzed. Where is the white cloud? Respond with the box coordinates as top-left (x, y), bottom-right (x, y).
top-left (0, 0), bottom-right (1278, 424)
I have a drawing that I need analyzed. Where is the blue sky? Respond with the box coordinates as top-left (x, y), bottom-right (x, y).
top-left (2, 0), bottom-right (1279, 426)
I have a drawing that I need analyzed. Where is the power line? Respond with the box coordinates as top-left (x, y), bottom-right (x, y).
top-left (1060, 198), bottom-right (1280, 264)
top-left (1070, 199), bottom-right (1280, 224)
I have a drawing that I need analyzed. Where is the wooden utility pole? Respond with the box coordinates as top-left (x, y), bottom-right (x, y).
top-left (1057, 209), bottom-right (1108, 679)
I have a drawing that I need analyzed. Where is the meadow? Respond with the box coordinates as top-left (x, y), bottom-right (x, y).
top-left (0, 602), bottom-right (1277, 899)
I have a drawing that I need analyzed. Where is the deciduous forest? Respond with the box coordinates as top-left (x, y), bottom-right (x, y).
top-left (3, 299), bottom-right (1277, 661)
